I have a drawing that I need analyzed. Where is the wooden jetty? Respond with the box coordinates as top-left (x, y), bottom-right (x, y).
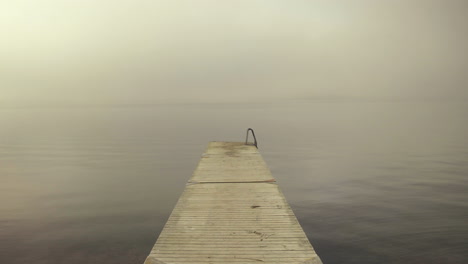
top-left (144, 141), bottom-right (323, 264)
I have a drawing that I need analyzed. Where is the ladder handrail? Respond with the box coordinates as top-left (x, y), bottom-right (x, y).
top-left (245, 128), bottom-right (258, 148)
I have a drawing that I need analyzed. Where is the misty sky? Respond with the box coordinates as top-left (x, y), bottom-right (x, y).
top-left (1, 0), bottom-right (467, 105)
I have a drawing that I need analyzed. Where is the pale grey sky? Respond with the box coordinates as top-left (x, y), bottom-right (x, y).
top-left (1, 0), bottom-right (467, 105)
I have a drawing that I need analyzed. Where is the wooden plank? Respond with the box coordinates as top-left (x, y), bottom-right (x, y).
top-left (144, 142), bottom-right (322, 264)
top-left (190, 142), bottom-right (274, 183)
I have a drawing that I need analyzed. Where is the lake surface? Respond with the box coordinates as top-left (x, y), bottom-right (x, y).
top-left (1, 100), bottom-right (467, 264)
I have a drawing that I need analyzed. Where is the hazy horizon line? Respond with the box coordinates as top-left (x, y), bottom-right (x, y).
top-left (1, 95), bottom-right (467, 109)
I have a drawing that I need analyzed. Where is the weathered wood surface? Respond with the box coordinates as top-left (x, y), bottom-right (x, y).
top-left (144, 142), bottom-right (322, 264)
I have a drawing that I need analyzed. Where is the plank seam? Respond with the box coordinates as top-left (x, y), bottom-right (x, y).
top-left (188, 179), bottom-right (276, 185)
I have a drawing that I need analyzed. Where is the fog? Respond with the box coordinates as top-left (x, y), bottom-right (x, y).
top-left (1, 0), bottom-right (467, 105)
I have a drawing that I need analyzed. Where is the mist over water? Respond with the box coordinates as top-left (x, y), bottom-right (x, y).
top-left (0, 100), bottom-right (467, 264)
top-left (2, 1), bottom-right (468, 105)
top-left (1, 1), bottom-right (468, 263)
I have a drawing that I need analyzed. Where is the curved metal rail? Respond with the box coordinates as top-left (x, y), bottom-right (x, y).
top-left (245, 128), bottom-right (258, 148)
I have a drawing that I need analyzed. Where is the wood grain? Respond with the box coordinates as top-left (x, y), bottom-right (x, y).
top-left (144, 142), bottom-right (322, 264)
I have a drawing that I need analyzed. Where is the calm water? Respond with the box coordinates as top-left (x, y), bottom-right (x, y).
top-left (1, 100), bottom-right (467, 264)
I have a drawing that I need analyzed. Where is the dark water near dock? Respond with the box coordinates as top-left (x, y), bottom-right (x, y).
top-left (1, 100), bottom-right (467, 264)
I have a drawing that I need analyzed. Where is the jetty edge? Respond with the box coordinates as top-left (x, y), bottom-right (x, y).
top-left (144, 141), bottom-right (323, 264)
